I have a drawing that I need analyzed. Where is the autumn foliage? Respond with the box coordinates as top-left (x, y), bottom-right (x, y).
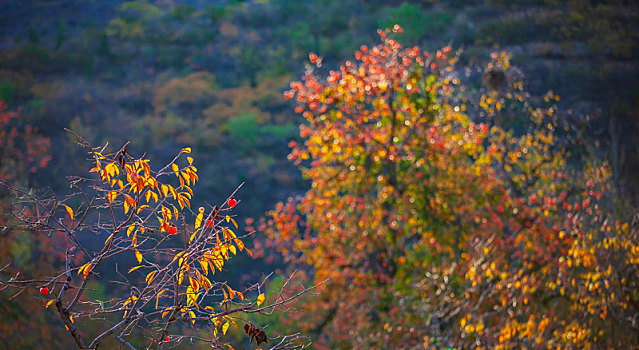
top-left (1, 135), bottom-right (311, 349)
top-left (261, 26), bottom-right (639, 349)
top-left (0, 101), bottom-right (61, 348)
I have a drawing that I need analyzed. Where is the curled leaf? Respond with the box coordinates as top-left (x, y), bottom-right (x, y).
top-left (146, 270), bottom-right (157, 284)
top-left (128, 265), bottom-right (144, 273)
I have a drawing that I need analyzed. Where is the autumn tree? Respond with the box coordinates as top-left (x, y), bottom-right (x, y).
top-left (0, 132), bottom-right (314, 349)
top-left (261, 26), bottom-right (639, 349)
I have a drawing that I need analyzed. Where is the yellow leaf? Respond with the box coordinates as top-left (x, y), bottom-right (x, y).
top-left (135, 250), bottom-right (143, 263)
top-left (223, 315), bottom-right (237, 328)
top-left (235, 238), bottom-right (244, 251)
top-left (222, 321), bottom-right (230, 335)
top-left (146, 270), bottom-right (157, 284)
top-left (199, 259), bottom-right (209, 275)
top-left (189, 231), bottom-right (198, 245)
top-left (62, 204), bottom-right (74, 220)
top-left (161, 184), bottom-right (169, 197)
top-left (195, 207), bottom-right (204, 230)
top-left (256, 293), bottom-right (265, 307)
top-left (78, 262), bottom-right (91, 279)
top-left (182, 147), bottom-right (192, 154)
top-left (156, 289), bottom-right (166, 309)
top-left (201, 275), bottom-right (212, 292)
top-left (230, 217), bottom-right (238, 229)
top-left (172, 163), bottom-right (179, 176)
top-left (225, 215), bottom-right (230, 223)
top-left (229, 245), bottom-right (236, 255)
top-left (169, 185), bottom-right (178, 199)
top-left (108, 191), bottom-right (118, 203)
top-left (171, 251), bottom-right (185, 264)
top-left (46, 300), bottom-right (55, 309)
top-left (189, 310), bottom-right (196, 324)
top-left (70, 315), bottom-right (74, 324)
top-left (162, 309), bottom-right (170, 318)
top-left (227, 285), bottom-right (235, 299)
top-left (187, 156), bottom-right (194, 164)
top-left (189, 277), bottom-right (199, 291)
top-left (127, 225), bottom-right (136, 237)
top-left (128, 265), bottom-right (144, 273)
top-left (222, 227), bottom-right (230, 240)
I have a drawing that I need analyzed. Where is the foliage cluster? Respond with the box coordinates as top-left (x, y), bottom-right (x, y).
top-left (1, 136), bottom-right (312, 349)
top-left (261, 27), bottom-right (639, 349)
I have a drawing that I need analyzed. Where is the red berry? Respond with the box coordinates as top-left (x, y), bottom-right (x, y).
top-left (228, 197), bottom-right (237, 208)
top-left (168, 226), bottom-right (178, 235)
top-left (164, 336), bottom-right (170, 342)
top-left (40, 287), bottom-right (49, 296)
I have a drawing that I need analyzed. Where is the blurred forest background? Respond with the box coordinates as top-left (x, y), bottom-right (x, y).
top-left (1, 0), bottom-right (638, 349)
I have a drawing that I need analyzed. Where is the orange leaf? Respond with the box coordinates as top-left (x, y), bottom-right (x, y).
top-left (108, 191), bottom-right (118, 203)
top-left (78, 262), bottom-right (91, 279)
top-left (230, 217), bottom-right (238, 229)
top-left (62, 204), bottom-right (74, 220)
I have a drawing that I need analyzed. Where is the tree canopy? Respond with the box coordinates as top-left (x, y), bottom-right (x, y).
top-left (261, 26), bottom-right (639, 349)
